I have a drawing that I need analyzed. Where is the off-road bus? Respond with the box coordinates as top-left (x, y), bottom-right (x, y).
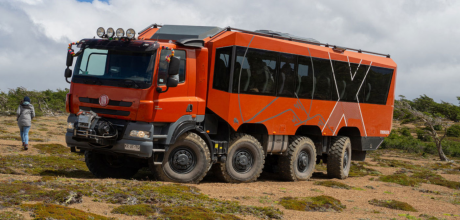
top-left (64, 24), bottom-right (396, 183)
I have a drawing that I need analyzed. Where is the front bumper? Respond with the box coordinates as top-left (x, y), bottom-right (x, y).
top-left (65, 114), bottom-right (156, 158)
top-left (66, 132), bottom-right (153, 158)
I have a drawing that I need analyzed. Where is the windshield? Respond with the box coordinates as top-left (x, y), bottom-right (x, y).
top-left (73, 48), bottom-right (156, 89)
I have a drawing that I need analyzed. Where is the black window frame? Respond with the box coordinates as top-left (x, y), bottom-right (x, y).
top-left (232, 46), bottom-right (279, 96)
top-left (226, 46), bottom-right (394, 105)
top-left (212, 46), bottom-right (234, 92)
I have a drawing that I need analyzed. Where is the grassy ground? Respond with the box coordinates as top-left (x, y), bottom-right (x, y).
top-left (0, 115), bottom-right (459, 219)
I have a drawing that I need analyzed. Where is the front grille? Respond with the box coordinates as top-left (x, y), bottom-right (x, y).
top-left (79, 106), bottom-right (130, 116)
top-left (79, 97), bottom-right (132, 107)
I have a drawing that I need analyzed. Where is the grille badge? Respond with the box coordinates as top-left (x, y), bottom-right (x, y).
top-left (99, 94), bottom-right (109, 107)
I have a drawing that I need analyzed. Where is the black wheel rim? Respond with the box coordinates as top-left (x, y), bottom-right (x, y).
top-left (232, 148), bottom-right (254, 173)
top-left (297, 150), bottom-right (310, 173)
top-left (169, 147), bottom-right (197, 174)
top-left (343, 149), bottom-right (349, 170)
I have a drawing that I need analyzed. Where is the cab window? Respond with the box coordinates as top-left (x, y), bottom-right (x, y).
top-left (158, 50), bottom-right (186, 85)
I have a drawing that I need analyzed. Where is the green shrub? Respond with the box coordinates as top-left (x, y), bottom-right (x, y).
top-left (447, 125), bottom-right (460, 137)
top-left (433, 124), bottom-right (443, 131)
top-left (399, 127), bottom-right (412, 137)
top-left (0, 87), bottom-right (68, 116)
top-left (416, 129), bottom-right (433, 142)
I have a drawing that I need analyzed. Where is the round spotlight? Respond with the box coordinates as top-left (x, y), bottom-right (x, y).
top-left (116, 28), bottom-right (124, 38)
top-left (126, 28), bottom-right (136, 39)
top-left (106, 27), bottom-right (114, 38)
top-left (96, 27), bottom-right (105, 38)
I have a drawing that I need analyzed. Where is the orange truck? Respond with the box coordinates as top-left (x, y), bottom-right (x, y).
top-left (64, 24), bottom-right (396, 183)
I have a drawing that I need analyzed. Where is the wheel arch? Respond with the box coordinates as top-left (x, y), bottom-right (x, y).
top-left (236, 123), bottom-right (269, 153)
top-left (336, 127), bottom-right (367, 161)
top-left (168, 121), bottom-right (214, 161)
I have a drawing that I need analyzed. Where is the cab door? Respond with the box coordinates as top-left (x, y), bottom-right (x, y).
top-left (152, 48), bottom-right (192, 122)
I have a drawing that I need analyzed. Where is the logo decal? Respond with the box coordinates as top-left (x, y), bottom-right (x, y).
top-left (99, 94), bottom-right (109, 107)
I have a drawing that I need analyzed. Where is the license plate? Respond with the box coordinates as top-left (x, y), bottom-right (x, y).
top-left (124, 144), bottom-right (140, 151)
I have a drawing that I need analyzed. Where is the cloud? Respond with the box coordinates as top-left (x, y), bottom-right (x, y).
top-left (0, 0), bottom-right (459, 104)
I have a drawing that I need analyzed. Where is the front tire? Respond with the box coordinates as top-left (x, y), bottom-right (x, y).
top-left (278, 136), bottom-right (316, 181)
top-left (85, 151), bottom-right (139, 179)
top-left (212, 133), bottom-right (265, 183)
top-left (150, 132), bottom-right (210, 184)
top-left (327, 136), bottom-right (352, 179)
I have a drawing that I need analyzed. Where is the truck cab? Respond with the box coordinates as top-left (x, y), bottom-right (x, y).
top-left (65, 25), bottom-right (220, 182)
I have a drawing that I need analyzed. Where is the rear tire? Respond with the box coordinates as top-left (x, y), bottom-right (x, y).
top-left (212, 133), bottom-right (264, 183)
top-left (149, 132), bottom-right (210, 184)
top-left (327, 136), bottom-right (352, 179)
top-left (278, 136), bottom-right (316, 181)
top-left (85, 151), bottom-right (139, 179)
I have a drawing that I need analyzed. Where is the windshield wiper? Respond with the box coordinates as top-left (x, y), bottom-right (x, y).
top-left (118, 79), bottom-right (141, 88)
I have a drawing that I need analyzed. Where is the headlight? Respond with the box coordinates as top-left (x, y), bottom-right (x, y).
top-left (129, 130), bottom-right (150, 139)
top-left (96, 27), bottom-right (105, 38)
top-left (126, 28), bottom-right (136, 39)
top-left (106, 27), bottom-right (114, 38)
top-left (67, 122), bottom-right (75, 130)
top-left (116, 28), bottom-right (124, 38)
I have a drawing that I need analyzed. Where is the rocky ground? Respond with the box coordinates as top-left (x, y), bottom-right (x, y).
top-left (0, 115), bottom-right (459, 220)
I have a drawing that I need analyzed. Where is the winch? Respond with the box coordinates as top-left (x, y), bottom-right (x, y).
top-left (73, 110), bottom-right (118, 145)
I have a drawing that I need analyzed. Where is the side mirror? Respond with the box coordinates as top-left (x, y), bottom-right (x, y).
top-left (168, 56), bottom-right (180, 75)
top-left (65, 67), bottom-right (72, 78)
top-left (66, 50), bottom-right (74, 67)
top-left (167, 75), bottom-right (179, 87)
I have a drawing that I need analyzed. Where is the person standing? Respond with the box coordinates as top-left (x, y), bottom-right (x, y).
top-left (17, 96), bottom-right (35, 150)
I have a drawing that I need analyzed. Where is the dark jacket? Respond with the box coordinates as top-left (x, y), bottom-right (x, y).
top-left (17, 102), bottom-right (35, 127)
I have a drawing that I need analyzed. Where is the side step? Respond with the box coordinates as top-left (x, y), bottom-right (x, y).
top-left (152, 149), bottom-right (165, 165)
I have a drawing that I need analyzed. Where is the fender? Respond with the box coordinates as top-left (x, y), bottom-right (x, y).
top-left (169, 121), bottom-right (216, 162)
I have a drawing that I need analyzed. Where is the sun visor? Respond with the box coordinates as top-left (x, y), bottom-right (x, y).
top-left (78, 39), bottom-right (159, 52)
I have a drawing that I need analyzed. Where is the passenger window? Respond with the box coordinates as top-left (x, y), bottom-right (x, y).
top-left (297, 56), bottom-right (313, 99)
top-left (311, 58), bottom-right (333, 100)
top-left (232, 47), bottom-right (278, 95)
top-left (212, 47), bottom-right (233, 92)
top-left (278, 53), bottom-right (296, 97)
top-left (332, 61), bottom-right (366, 102)
top-left (157, 50), bottom-right (186, 85)
top-left (363, 66), bottom-right (393, 104)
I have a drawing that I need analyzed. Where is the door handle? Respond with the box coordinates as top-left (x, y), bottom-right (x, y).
top-left (186, 104), bottom-right (193, 112)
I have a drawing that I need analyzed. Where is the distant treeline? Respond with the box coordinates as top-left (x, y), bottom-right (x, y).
top-left (0, 87), bottom-right (68, 117)
top-left (394, 95), bottom-right (460, 123)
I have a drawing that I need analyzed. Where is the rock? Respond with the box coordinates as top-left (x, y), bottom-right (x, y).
top-left (365, 186), bottom-right (375, 189)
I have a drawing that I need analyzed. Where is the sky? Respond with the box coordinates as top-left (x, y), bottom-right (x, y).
top-left (0, 0), bottom-right (459, 104)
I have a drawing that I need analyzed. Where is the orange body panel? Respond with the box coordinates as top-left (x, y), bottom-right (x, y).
top-left (206, 32), bottom-right (397, 138)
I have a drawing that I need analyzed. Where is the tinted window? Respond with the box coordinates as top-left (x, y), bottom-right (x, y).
top-left (332, 61), bottom-right (367, 102)
top-left (297, 56), bottom-right (313, 99)
top-left (278, 53), bottom-right (297, 97)
top-left (232, 47), bottom-right (278, 95)
top-left (158, 50), bottom-right (186, 85)
top-left (311, 58), bottom-right (333, 100)
top-left (363, 66), bottom-right (393, 104)
top-left (212, 47), bottom-right (233, 92)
